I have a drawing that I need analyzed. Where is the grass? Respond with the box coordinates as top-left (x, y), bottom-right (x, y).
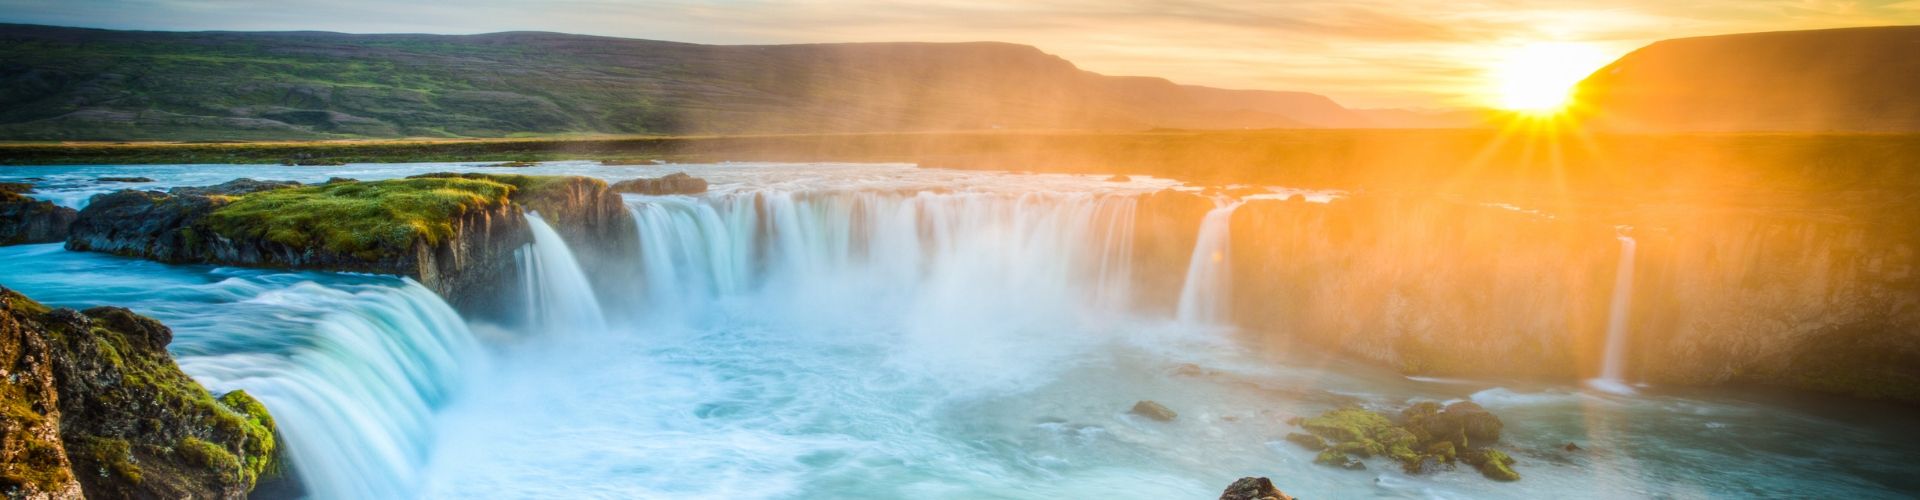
top-left (203, 177), bottom-right (516, 260)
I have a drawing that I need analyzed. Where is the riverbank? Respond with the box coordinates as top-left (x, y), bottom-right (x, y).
top-left (5, 129), bottom-right (1919, 199)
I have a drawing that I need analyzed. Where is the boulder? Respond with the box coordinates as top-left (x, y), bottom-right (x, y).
top-left (0, 287), bottom-right (281, 498)
top-left (611, 172), bottom-right (708, 195)
top-left (1129, 400), bottom-right (1178, 421)
top-left (1295, 403), bottom-right (1518, 481)
top-left (0, 191), bottom-right (78, 245)
top-left (1218, 477), bottom-right (1294, 500)
top-left (95, 177), bottom-right (152, 183)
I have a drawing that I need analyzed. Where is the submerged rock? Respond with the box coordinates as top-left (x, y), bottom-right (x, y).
top-left (489, 160), bottom-right (539, 168)
top-left (1293, 403), bottom-right (1518, 481)
top-left (0, 287), bottom-right (280, 498)
top-left (1130, 400), bottom-right (1178, 421)
top-left (1, 191), bottom-right (78, 245)
top-left (1284, 432), bottom-right (1325, 450)
top-left (95, 176), bottom-right (152, 183)
top-left (1218, 477), bottom-right (1295, 500)
top-left (611, 172), bottom-right (708, 195)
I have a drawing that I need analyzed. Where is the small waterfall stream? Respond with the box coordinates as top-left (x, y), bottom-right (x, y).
top-left (519, 213), bottom-right (609, 335)
top-left (1589, 227), bottom-right (1638, 394)
top-left (1175, 200), bottom-right (1244, 325)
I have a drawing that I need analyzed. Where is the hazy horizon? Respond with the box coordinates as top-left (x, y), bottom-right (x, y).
top-left (5, 0), bottom-right (1919, 109)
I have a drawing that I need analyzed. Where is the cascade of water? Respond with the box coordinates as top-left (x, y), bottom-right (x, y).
top-left (1175, 199), bottom-right (1245, 325)
top-left (620, 191), bottom-right (1138, 326)
top-left (1590, 227), bottom-right (1638, 394)
top-left (519, 213), bottom-right (609, 335)
top-left (178, 280), bottom-right (483, 500)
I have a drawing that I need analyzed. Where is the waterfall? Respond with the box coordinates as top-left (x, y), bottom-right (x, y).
top-left (177, 280), bottom-right (483, 500)
top-left (519, 213), bottom-right (609, 335)
top-left (1589, 227), bottom-right (1638, 394)
top-left (1175, 200), bottom-right (1244, 325)
top-left (620, 191), bottom-right (1138, 327)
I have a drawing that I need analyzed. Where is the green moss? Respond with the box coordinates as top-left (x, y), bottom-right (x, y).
top-left (1463, 449), bottom-right (1520, 481)
top-left (204, 177), bottom-right (515, 260)
top-left (79, 437), bottom-right (142, 485)
top-left (1298, 408), bottom-right (1396, 443)
top-left (216, 391), bottom-right (277, 486)
top-left (0, 394), bottom-right (70, 492)
top-left (1313, 448), bottom-right (1349, 466)
top-left (176, 437), bottom-right (240, 474)
top-left (2, 290), bottom-right (51, 316)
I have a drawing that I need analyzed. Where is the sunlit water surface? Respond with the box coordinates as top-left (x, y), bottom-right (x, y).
top-left (2, 162), bottom-right (1915, 499)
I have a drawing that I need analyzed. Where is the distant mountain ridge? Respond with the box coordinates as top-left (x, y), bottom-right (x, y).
top-left (1573, 25), bottom-right (1920, 132)
top-left (0, 24), bottom-right (1392, 140)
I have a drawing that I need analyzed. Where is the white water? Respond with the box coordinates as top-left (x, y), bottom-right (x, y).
top-left (1175, 200), bottom-right (1244, 325)
top-left (0, 245), bottom-right (483, 500)
top-left (1589, 228), bottom-right (1638, 395)
top-left (5, 164), bottom-right (1917, 499)
top-left (520, 213), bottom-right (609, 336)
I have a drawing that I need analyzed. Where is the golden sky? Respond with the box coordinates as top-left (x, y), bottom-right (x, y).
top-left (4, 0), bottom-right (1919, 108)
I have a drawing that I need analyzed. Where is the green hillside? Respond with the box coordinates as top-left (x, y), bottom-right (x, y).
top-left (0, 24), bottom-right (1370, 140)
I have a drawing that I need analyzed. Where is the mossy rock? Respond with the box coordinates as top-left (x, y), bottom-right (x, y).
top-left (1462, 448), bottom-right (1521, 481)
top-left (205, 176), bottom-right (516, 260)
top-left (1, 289), bottom-right (282, 498)
top-left (1283, 432), bottom-right (1325, 451)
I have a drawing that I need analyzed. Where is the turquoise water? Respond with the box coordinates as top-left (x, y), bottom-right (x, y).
top-left (3, 163), bottom-right (1917, 499)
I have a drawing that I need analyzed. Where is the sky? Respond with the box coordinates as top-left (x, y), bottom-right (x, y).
top-left (2, 0), bottom-right (1918, 108)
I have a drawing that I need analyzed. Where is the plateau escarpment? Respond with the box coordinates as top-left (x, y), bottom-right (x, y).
top-left (64, 174), bottom-right (633, 313)
top-left (0, 287), bottom-right (279, 499)
top-left (1133, 190), bottom-right (1920, 403)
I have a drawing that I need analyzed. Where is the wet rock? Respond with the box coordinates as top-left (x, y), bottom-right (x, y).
top-left (1563, 442), bottom-right (1581, 452)
top-left (1105, 174), bottom-right (1131, 182)
top-left (95, 176), bottom-right (152, 183)
top-left (488, 160), bottom-right (539, 168)
top-left (1, 191), bottom-right (78, 245)
top-left (325, 177), bottom-right (358, 184)
top-left (1218, 477), bottom-right (1295, 500)
top-left (167, 178), bottom-right (302, 197)
top-left (1284, 432), bottom-right (1325, 450)
top-left (1295, 403), bottom-right (1516, 482)
top-left (1462, 448), bottom-right (1520, 481)
top-left (1, 287), bottom-right (281, 498)
top-left (1130, 400), bottom-right (1178, 421)
top-left (0, 181), bottom-right (32, 193)
top-left (599, 158), bottom-right (660, 166)
top-left (611, 172), bottom-right (708, 195)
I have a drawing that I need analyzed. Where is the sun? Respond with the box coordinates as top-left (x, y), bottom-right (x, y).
top-left (1489, 42), bottom-right (1613, 113)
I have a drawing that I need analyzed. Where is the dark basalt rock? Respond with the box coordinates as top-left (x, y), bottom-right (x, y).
top-left (1129, 400), bottom-right (1178, 421)
top-left (95, 177), bottom-right (152, 183)
top-left (167, 178), bottom-right (302, 197)
top-left (1219, 477), bottom-right (1294, 500)
top-left (0, 287), bottom-right (280, 499)
top-left (611, 172), bottom-right (708, 195)
top-left (1, 191), bottom-right (78, 245)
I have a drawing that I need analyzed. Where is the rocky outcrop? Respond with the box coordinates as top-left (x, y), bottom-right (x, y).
top-left (166, 178), bottom-right (302, 197)
top-left (65, 174), bottom-right (634, 315)
top-left (1, 191), bottom-right (78, 245)
top-left (1218, 477), bottom-right (1293, 500)
top-left (1129, 400), bottom-right (1177, 421)
top-left (0, 287), bottom-right (279, 498)
top-left (610, 172), bottom-right (707, 195)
